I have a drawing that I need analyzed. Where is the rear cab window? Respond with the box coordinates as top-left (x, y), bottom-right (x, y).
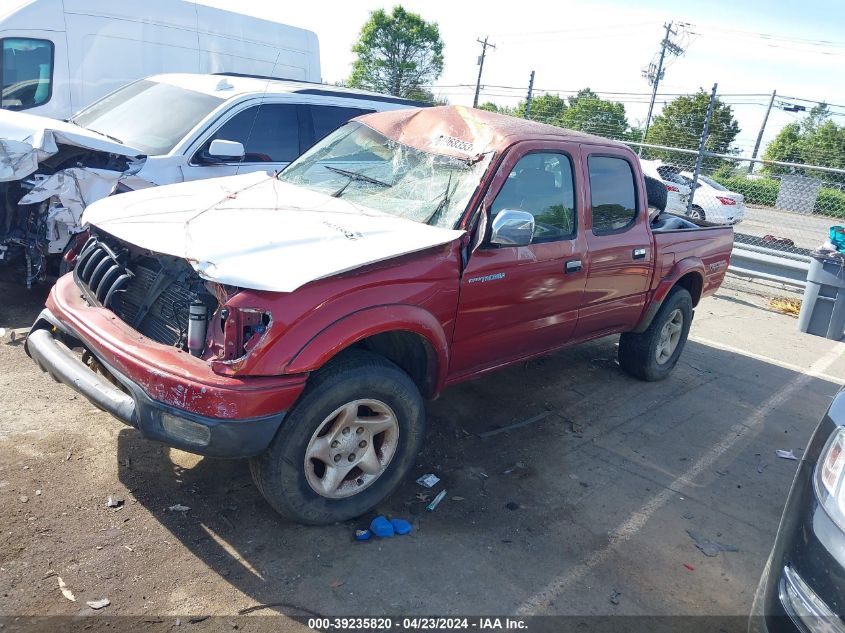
top-left (1, 38), bottom-right (54, 110)
top-left (588, 156), bottom-right (639, 235)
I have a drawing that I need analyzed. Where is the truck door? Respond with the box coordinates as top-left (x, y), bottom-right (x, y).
top-left (450, 142), bottom-right (588, 378)
top-left (572, 147), bottom-right (652, 339)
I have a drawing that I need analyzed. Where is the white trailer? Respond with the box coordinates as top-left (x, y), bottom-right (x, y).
top-left (0, 0), bottom-right (321, 119)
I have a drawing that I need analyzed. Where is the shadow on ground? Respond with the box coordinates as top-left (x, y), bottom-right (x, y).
top-left (115, 335), bottom-right (840, 616)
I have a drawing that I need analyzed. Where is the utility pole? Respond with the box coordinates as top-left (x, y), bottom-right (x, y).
top-left (748, 89), bottom-right (777, 174)
top-left (473, 36), bottom-right (496, 108)
top-left (687, 83), bottom-right (718, 217)
top-left (523, 70), bottom-right (535, 119)
top-left (639, 21), bottom-right (685, 155)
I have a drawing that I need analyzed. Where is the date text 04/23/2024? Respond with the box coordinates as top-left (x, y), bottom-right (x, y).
top-left (307, 617), bottom-right (528, 630)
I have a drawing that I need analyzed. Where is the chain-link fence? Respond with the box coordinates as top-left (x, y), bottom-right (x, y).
top-left (502, 86), bottom-right (845, 303)
top-left (624, 142), bottom-right (845, 257)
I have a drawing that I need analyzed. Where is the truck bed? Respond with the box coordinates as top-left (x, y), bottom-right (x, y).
top-left (652, 222), bottom-right (734, 297)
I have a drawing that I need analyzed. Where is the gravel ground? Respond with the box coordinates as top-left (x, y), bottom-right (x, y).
top-left (0, 276), bottom-right (843, 627)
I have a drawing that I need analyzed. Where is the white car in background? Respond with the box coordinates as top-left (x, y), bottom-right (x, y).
top-left (640, 160), bottom-right (690, 216)
top-left (0, 72), bottom-right (423, 286)
top-left (679, 172), bottom-right (746, 225)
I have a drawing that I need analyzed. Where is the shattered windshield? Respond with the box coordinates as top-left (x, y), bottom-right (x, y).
top-left (278, 122), bottom-right (492, 229)
top-left (72, 80), bottom-right (224, 155)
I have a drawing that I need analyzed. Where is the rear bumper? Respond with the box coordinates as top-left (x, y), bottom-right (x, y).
top-left (707, 203), bottom-right (746, 225)
top-left (26, 308), bottom-right (296, 458)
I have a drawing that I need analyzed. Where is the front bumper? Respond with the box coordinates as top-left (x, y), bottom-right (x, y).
top-left (26, 307), bottom-right (300, 458)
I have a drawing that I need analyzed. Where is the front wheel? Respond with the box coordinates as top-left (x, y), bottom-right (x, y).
top-left (249, 350), bottom-right (425, 525)
top-left (618, 287), bottom-right (693, 381)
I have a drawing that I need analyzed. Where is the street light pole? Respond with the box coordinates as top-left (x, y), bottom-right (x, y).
top-left (748, 89), bottom-right (777, 174)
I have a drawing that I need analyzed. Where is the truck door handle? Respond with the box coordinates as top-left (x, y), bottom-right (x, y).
top-left (565, 259), bottom-right (582, 273)
top-left (632, 248), bottom-right (647, 260)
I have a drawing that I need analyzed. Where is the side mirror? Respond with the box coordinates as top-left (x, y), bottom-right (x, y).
top-left (206, 139), bottom-right (245, 162)
top-left (490, 209), bottom-right (535, 246)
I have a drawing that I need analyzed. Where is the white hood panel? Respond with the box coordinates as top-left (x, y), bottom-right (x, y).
top-left (0, 110), bottom-right (144, 182)
top-left (83, 173), bottom-right (464, 293)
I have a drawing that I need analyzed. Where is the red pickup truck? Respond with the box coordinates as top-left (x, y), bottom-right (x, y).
top-left (25, 106), bottom-right (732, 524)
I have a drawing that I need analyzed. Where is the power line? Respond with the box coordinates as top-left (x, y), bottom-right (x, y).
top-left (490, 22), bottom-right (655, 38)
top-left (691, 24), bottom-right (845, 50)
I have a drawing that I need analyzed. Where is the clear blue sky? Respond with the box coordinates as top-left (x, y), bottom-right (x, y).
top-left (207, 0), bottom-right (845, 153)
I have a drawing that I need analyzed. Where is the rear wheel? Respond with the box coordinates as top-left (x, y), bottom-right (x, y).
top-left (249, 350), bottom-right (425, 525)
top-left (618, 287), bottom-right (693, 381)
top-left (688, 205), bottom-right (705, 221)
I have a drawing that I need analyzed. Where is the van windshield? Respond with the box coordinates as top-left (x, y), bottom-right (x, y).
top-left (72, 80), bottom-right (224, 155)
top-left (1, 38), bottom-right (54, 111)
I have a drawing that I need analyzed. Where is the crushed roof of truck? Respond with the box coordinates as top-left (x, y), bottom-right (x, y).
top-left (356, 105), bottom-right (628, 160)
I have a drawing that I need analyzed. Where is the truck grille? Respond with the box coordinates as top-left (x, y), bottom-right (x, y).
top-left (74, 237), bottom-right (215, 347)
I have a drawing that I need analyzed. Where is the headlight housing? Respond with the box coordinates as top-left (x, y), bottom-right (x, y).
top-left (814, 428), bottom-right (845, 531)
top-left (209, 306), bottom-right (273, 375)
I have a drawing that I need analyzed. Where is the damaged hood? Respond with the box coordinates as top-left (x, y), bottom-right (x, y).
top-left (82, 172), bottom-right (464, 293)
top-left (0, 109), bottom-right (144, 181)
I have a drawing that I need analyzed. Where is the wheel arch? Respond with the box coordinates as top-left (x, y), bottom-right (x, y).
top-left (632, 258), bottom-right (705, 333)
top-left (284, 305), bottom-right (449, 399)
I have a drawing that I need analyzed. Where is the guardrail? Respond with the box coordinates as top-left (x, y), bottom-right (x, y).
top-left (729, 243), bottom-right (811, 288)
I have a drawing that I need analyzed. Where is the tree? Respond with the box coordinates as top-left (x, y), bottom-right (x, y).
top-left (347, 6), bottom-right (443, 100)
top-left (763, 106), bottom-right (845, 183)
top-left (801, 102), bottom-right (831, 135)
top-left (646, 90), bottom-right (740, 170)
top-left (646, 91), bottom-right (741, 167)
top-left (762, 122), bottom-right (804, 174)
top-left (478, 101), bottom-right (503, 113)
top-left (478, 101), bottom-right (518, 116)
top-left (518, 93), bottom-right (568, 126)
top-left (802, 120), bottom-right (845, 172)
top-left (560, 88), bottom-right (629, 140)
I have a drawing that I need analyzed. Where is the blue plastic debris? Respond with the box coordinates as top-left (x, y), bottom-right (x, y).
top-left (390, 518), bottom-right (413, 535)
top-left (370, 515), bottom-right (394, 538)
top-left (354, 529), bottom-right (372, 541)
top-left (831, 226), bottom-right (845, 253)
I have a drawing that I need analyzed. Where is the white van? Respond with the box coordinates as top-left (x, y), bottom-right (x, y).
top-left (0, 0), bottom-right (321, 119)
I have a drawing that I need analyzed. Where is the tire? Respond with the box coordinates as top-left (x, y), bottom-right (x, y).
top-left (644, 175), bottom-right (668, 212)
top-left (58, 255), bottom-right (72, 277)
top-left (249, 350), bottom-right (425, 525)
top-left (688, 206), bottom-right (705, 221)
top-left (618, 287), bottom-right (693, 381)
